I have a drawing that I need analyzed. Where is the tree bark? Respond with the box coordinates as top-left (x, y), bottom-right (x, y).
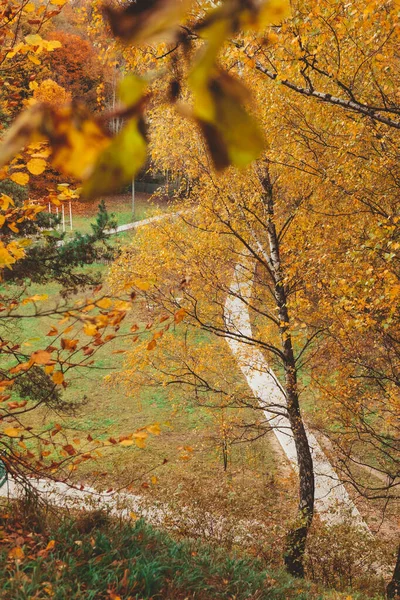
top-left (261, 168), bottom-right (315, 578)
top-left (387, 543), bottom-right (400, 599)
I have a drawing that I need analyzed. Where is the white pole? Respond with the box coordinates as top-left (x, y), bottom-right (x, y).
top-left (62, 204), bottom-right (65, 232)
top-left (48, 203), bottom-right (51, 213)
top-left (69, 201), bottom-right (73, 231)
top-left (132, 178), bottom-right (135, 219)
top-left (56, 206), bottom-right (59, 230)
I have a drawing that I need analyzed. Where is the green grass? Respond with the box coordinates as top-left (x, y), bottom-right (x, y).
top-left (0, 515), bottom-right (366, 600)
top-left (2, 254), bottom-right (284, 518)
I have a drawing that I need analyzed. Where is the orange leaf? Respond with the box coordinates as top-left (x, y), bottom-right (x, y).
top-left (8, 222), bottom-right (19, 233)
top-left (46, 326), bottom-right (58, 336)
top-left (31, 350), bottom-right (53, 365)
top-left (9, 362), bottom-right (31, 374)
top-left (174, 308), bottom-right (186, 324)
top-left (52, 371), bottom-right (64, 385)
top-left (61, 338), bottom-right (78, 351)
top-left (147, 339), bottom-right (157, 351)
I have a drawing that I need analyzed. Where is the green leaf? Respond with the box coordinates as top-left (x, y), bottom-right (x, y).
top-left (118, 74), bottom-right (147, 107)
top-left (82, 118), bottom-right (147, 199)
top-left (189, 69), bottom-right (265, 170)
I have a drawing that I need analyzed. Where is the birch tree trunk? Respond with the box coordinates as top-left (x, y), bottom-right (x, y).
top-left (261, 169), bottom-right (315, 578)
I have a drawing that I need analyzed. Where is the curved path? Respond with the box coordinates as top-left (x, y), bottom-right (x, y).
top-left (224, 262), bottom-right (368, 528)
top-left (1, 213), bottom-right (368, 532)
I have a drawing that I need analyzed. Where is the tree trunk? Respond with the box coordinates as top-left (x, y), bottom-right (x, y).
top-left (387, 543), bottom-right (400, 599)
top-left (261, 167), bottom-right (315, 578)
top-left (283, 381), bottom-right (315, 578)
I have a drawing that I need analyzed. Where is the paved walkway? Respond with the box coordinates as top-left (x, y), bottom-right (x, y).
top-left (224, 263), bottom-right (368, 528)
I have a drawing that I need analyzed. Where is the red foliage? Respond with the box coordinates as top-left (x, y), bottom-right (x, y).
top-left (44, 31), bottom-right (105, 109)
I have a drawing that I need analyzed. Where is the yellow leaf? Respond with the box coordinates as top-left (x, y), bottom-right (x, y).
top-left (8, 222), bottom-right (19, 233)
top-left (21, 294), bottom-right (48, 305)
top-left (96, 297), bottom-right (112, 309)
top-left (52, 371), bottom-right (64, 385)
top-left (3, 427), bottom-right (20, 438)
top-left (46, 40), bottom-right (62, 51)
top-left (25, 34), bottom-right (44, 46)
top-left (28, 54), bottom-right (41, 66)
top-left (151, 476), bottom-right (158, 485)
top-left (10, 172), bottom-right (29, 186)
top-left (45, 540), bottom-right (56, 551)
top-left (29, 81), bottom-right (39, 93)
top-left (27, 158), bottom-right (46, 175)
top-left (135, 437), bottom-right (146, 449)
top-left (133, 431), bottom-right (148, 449)
top-left (188, 68), bottom-right (264, 170)
top-left (0, 194), bottom-right (14, 210)
top-left (119, 74), bottom-right (147, 107)
top-left (24, 2), bottom-right (35, 12)
top-left (147, 423), bottom-right (161, 436)
top-left (51, 111), bottom-right (111, 180)
top-left (8, 546), bottom-right (24, 560)
top-left (83, 323), bottom-right (98, 336)
top-left (120, 439), bottom-right (134, 447)
top-left (135, 280), bottom-right (150, 291)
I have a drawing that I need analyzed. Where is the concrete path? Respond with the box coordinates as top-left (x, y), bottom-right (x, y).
top-left (224, 263), bottom-right (368, 528)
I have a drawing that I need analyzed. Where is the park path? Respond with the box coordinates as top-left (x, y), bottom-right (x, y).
top-left (1, 212), bottom-right (368, 531)
top-left (224, 262), bottom-right (368, 528)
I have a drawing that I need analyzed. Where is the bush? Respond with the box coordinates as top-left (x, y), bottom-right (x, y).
top-left (305, 519), bottom-right (389, 597)
top-left (0, 179), bottom-right (29, 204)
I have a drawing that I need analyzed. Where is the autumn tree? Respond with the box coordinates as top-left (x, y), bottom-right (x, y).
top-left (43, 31), bottom-right (109, 109)
top-left (0, 0), bottom-right (398, 591)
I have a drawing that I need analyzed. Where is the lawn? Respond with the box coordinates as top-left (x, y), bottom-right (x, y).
top-left (2, 240), bottom-right (291, 536)
top-left (54, 192), bottom-right (173, 237)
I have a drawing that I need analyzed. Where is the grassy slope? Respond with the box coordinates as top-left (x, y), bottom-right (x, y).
top-left (0, 515), bottom-right (371, 600)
